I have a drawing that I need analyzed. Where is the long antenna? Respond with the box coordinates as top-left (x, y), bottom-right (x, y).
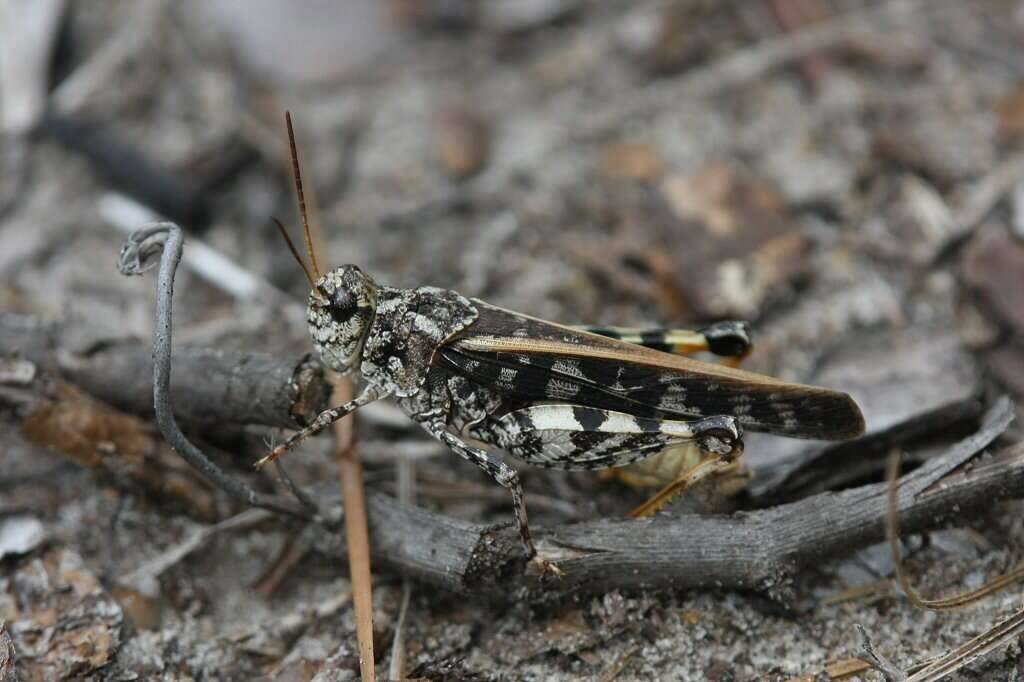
top-left (285, 111), bottom-right (322, 281)
top-left (272, 218), bottom-right (316, 289)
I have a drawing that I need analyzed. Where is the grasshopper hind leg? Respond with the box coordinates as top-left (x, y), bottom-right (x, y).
top-left (579, 320), bottom-right (751, 365)
top-left (483, 405), bottom-right (742, 470)
top-left (483, 404), bottom-right (745, 520)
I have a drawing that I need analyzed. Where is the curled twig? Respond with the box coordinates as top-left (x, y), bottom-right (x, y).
top-left (887, 451), bottom-right (1024, 610)
top-left (118, 222), bottom-right (311, 518)
top-left (857, 624), bottom-right (908, 682)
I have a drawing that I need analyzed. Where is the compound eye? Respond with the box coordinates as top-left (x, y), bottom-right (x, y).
top-left (331, 287), bottom-right (355, 311)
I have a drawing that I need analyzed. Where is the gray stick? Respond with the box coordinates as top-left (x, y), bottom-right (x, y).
top-left (118, 222), bottom-right (310, 518)
top-left (0, 314), bottom-right (329, 430)
top-left (307, 401), bottom-right (1019, 598)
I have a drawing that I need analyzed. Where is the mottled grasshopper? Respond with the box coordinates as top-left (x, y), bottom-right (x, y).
top-left (259, 114), bottom-right (865, 574)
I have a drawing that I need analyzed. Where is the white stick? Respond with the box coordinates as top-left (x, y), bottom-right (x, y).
top-left (100, 193), bottom-right (291, 304)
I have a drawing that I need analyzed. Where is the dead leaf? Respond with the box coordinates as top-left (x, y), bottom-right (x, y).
top-left (0, 548), bottom-right (122, 681)
top-left (960, 227), bottom-right (1024, 336)
top-left (997, 84), bottom-right (1024, 140)
top-left (596, 142), bottom-right (665, 182)
top-left (434, 107), bottom-right (490, 180)
top-left (656, 161), bottom-right (810, 319)
top-left (20, 380), bottom-right (219, 520)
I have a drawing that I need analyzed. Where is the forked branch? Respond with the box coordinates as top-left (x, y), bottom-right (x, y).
top-left (319, 401), bottom-right (1018, 599)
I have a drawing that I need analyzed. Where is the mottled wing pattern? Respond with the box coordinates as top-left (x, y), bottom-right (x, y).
top-left (440, 301), bottom-right (865, 440)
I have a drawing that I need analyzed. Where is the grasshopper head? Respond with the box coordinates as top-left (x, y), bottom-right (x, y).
top-left (308, 265), bottom-right (378, 373)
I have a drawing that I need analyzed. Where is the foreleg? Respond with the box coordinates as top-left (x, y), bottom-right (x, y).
top-left (255, 385), bottom-right (385, 467)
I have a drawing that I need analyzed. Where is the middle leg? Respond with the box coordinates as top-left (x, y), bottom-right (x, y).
top-left (418, 420), bottom-right (560, 576)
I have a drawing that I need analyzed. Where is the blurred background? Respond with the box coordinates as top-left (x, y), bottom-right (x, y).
top-left (3, 0), bottom-right (1024, 679)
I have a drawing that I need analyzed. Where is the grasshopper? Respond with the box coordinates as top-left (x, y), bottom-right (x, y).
top-left (259, 114), bottom-right (865, 574)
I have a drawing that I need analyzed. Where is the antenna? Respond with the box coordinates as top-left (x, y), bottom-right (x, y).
top-left (272, 218), bottom-right (316, 289)
top-left (285, 111), bottom-right (322, 281)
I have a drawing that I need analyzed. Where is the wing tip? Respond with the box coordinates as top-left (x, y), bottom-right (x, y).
top-left (821, 390), bottom-right (866, 440)
top-left (760, 388), bottom-right (866, 440)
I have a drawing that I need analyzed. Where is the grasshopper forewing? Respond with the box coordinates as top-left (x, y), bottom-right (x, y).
top-left (443, 301), bottom-right (863, 442)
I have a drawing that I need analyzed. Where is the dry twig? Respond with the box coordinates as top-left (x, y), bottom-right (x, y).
top-left (252, 534), bottom-right (310, 599)
top-left (887, 451), bottom-right (1024, 610)
top-left (0, 312), bottom-right (330, 430)
top-left (296, 400), bottom-right (1019, 599)
top-left (51, 0), bottom-right (164, 114)
top-left (387, 456), bottom-right (415, 681)
top-left (116, 222), bottom-right (311, 517)
top-left (332, 375), bottom-right (376, 682)
top-left (857, 624), bottom-right (907, 681)
top-left (904, 607), bottom-right (1024, 681)
top-left (119, 508), bottom-right (272, 597)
